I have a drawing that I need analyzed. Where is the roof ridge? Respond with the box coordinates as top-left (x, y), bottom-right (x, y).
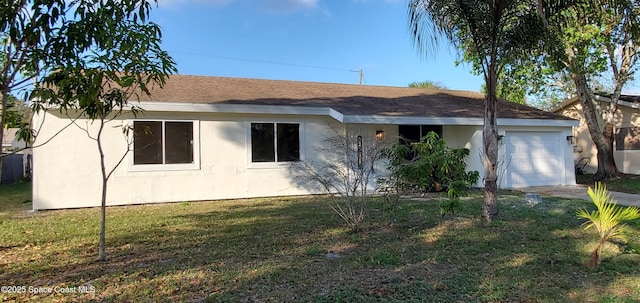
top-left (169, 74), bottom-right (481, 95)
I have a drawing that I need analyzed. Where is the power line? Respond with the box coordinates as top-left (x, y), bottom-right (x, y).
top-left (169, 50), bottom-right (355, 73)
top-left (350, 69), bottom-right (364, 85)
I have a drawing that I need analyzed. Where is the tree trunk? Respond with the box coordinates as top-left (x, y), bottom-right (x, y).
top-left (589, 238), bottom-right (605, 267)
top-left (482, 62), bottom-right (499, 223)
top-left (572, 74), bottom-right (619, 180)
top-left (0, 90), bottom-right (8, 184)
top-left (97, 116), bottom-right (107, 261)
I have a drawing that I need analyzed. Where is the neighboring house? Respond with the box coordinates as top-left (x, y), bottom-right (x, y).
top-left (552, 94), bottom-right (640, 175)
top-left (1, 128), bottom-right (26, 152)
top-left (1, 128), bottom-right (29, 184)
top-left (32, 75), bottom-right (578, 210)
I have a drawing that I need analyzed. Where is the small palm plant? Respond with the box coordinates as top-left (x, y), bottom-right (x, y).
top-left (576, 182), bottom-right (640, 267)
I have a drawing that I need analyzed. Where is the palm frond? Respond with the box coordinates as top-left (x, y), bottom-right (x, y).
top-left (576, 182), bottom-right (640, 266)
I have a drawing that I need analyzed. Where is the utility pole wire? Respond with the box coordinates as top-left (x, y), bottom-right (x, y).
top-left (168, 50), bottom-right (365, 84)
top-left (170, 50), bottom-right (351, 72)
top-left (350, 69), bottom-right (363, 85)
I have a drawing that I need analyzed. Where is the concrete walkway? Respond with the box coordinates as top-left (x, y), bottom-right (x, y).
top-left (517, 185), bottom-right (640, 208)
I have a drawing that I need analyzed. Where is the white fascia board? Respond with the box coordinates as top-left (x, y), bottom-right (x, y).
top-left (328, 108), bottom-right (345, 122)
top-left (342, 115), bottom-right (578, 127)
top-left (593, 95), bottom-right (640, 109)
top-left (137, 101), bottom-right (340, 119)
top-left (550, 96), bottom-right (579, 112)
top-left (619, 100), bottom-right (640, 109)
top-left (593, 94), bottom-right (612, 103)
top-left (342, 115), bottom-right (484, 125)
top-left (497, 118), bottom-right (579, 127)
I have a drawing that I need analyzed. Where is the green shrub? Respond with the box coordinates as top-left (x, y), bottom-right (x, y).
top-left (439, 180), bottom-right (469, 216)
top-left (383, 132), bottom-right (479, 194)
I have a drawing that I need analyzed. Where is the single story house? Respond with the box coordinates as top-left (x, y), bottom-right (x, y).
top-left (1, 128), bottom-right (30, 184)
top-left (32, 75), bottom-right (578, 210)
top-left (552, 94), bottom-right (640, 174)
top-left (2, 128), bottom-right (26, 152)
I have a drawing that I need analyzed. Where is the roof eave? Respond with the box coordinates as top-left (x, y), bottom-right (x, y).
top-left (552, 95), bottom-right (640, 112)
top-left (138, 101), bottom-right (577, 127)
top-left (344, 115), bottom-right (577, 126)
top-left (550, 96), bottom-right (579, 112)
top-left (137, 101), bottom-right (343, 121)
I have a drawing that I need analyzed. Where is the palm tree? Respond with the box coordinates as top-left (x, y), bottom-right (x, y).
top-left (577, 183), bottom-right (640, 267)
top-left (407, 0), bottom-right (577, 222)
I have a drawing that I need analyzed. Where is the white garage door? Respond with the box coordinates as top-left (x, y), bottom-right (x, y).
top-left (504, 132), bottom-right (563, 188)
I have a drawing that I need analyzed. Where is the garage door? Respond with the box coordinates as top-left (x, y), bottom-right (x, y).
top-left (504, 132), bottom-right (562, 188)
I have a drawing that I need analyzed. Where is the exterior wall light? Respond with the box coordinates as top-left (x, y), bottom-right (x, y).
top-left (567, 135), bottom-right (576, 145)
top-left (375, 130), bottom-right (384, 140)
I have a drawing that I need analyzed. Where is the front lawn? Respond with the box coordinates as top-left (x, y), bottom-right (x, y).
top-left (1, 184), bottom-right (639, 302)
top-left (0, 181), bottom-right (32, 221)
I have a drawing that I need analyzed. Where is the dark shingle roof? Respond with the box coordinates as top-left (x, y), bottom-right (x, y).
top-left (138, 75), bottom-right (572, 120)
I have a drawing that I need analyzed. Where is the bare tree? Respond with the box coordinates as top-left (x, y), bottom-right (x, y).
top-left (293, 125), bottom-right (388, 231)
top-left (30, 0), bottom-right (177, 260)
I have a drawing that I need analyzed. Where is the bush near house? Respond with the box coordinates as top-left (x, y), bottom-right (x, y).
top-left (381, 132), bottom-right (479, 215)
top-left (383, 132), bottom-right (479, 193)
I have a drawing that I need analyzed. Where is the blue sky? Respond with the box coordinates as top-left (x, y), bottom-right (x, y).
top-left (151, 0), bottom-right (486, 91)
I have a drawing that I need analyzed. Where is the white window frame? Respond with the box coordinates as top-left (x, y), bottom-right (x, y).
top-left (128, 119), bottom-right (201, 172)
top-left (246, 120), bottom-right (305, 169)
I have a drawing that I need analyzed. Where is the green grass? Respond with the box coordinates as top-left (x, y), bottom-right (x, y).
top-left (576, 174), bottom-right (640, 194)
top-left (1, 184), bottom-right (639, 302)
top-left (0, 181), bottom-right (32, 221)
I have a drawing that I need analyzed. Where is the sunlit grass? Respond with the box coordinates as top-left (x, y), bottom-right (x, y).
top-left (1, 183), bottom-right (639, 302)
top-left (577, 173), bottom-right (640, 194)
top-left (0, 181), bottom-right (31, 221)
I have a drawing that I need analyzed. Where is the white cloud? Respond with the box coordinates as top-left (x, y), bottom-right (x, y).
top-left (261, 0), bottom-right (319, 13)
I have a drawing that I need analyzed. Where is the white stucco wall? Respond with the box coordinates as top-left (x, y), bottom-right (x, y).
top-left (616, 151), bottom-right (640, 174)
top-left (556, 100), bottom-right (640, 175)
top-left (32, 109), bottom-right (577, 210)
top-left (32, 111), bottom-right (343, 210)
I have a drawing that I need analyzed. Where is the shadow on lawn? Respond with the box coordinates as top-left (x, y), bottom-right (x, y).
top-left (2, 195), bottom-right (639, 302)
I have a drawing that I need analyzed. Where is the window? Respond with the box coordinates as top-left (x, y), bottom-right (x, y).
top-left (250, 123), bottom-right (300, 163)
top-left (398, 125), bottom-right (443, 160)
top-left (398, 125), bottom-right (443, 144)
top-left (133, 121), bottom-right (197, 167)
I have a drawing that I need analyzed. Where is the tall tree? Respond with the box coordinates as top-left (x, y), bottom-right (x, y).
top-left (480, 78), bottom-right (527, 104)
top-left (407, 0), bottom-right (573, 223)
top-left (465, 54), bottom-right (530, 104)
top-left (30, 0), bottom-right (176, 261)
top-left (0, 0), bottom-right (53, 182)
top-left (551, 0), bottom-right (639, 180)
top-left (408, 80), bottom-right (448, 89)
top-left (3, 94), bottom-right (29, 129)
top-left (491, 1), bottom-right (639, 179)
